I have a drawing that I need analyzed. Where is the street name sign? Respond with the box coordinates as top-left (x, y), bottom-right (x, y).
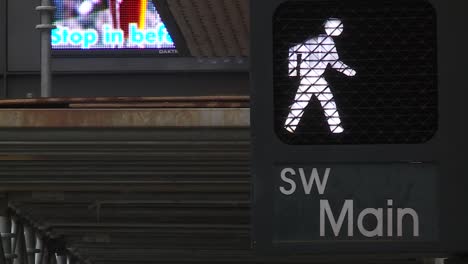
top-left (251, 0), bottom-right (468, 256)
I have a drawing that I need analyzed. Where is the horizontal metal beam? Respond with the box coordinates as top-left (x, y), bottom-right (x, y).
top-left (8, 192), bottom-right (249, 203)
top-left (0, 96), bottom-right (249, 108)
top-left (50, 57), bottom-right (249, 74)
top-left (0, 108), bottom-right (249, 128)
top-left (0, 128), bottom-right (250, 142)
top-left (0, 182), bottom-right (249, 192)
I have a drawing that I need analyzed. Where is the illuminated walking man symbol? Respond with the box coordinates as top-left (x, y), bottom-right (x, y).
top-left (285, 18), bottom-right (356, 134)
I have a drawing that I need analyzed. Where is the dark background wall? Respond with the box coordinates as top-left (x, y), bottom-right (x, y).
top-left (1, 0), bottom-right (249, 98)
top-left (0, 0), bottom-right (5, 97)
top-left (0, 77), bottom-right (3, 98)
top-left (6, 72), bottom-right (248, 98)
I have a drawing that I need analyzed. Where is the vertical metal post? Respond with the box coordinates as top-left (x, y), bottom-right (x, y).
top-left (0, 226), bottom-right (6, 264)
top-left (55, 254), bottom-right (65, 264)
top-left (65, 255), bottom-right (74, 264)
top-left (10, 220), bottom-right (16, 255)
top-left (35, 0), bottom-right (56, 98)
top-left (13, 223), bottom-right (27, 264)
top-left (34, 236), bottom-right (42, 264)
top-left (48, 252), bottom-right (56, 264)
top-left (40, 245), bottom-right (49, 264)
top-left (0, 196), bottom-right (10, 264)
top-left (24, 226), bottom-right (36, 264)
top-left (0, 218), bottom-right (12, 264)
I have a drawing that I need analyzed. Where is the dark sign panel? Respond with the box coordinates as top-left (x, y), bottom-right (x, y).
top-left (274, 164), bottom-right (437, 241)
top-left (274, 0), bottom-right (437, 144)
top-left (252, 0), bottom-right (468, 256)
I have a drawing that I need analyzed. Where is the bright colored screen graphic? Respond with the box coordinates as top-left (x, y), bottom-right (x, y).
top-left (52, 0), bottom-right (176, 50)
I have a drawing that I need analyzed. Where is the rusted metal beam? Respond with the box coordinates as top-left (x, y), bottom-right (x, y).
top-left (0, 182), bottom-right (249, 192)
top-left (0, 108), bottom-right (249, 128)
top-left (0, 96), bottom-right (249, 108)
top-left (68, 102), bottom-right (248, 108)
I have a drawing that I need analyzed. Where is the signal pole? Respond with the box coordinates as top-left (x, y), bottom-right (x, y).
top-left (36, 0), bottom-right (56, 97)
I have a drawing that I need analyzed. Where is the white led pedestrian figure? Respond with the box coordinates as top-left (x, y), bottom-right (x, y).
top-left (285, 18), bottom-right (356, 134)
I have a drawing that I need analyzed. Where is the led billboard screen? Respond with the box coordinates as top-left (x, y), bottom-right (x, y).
top-left (51, 0), bottom-right (176, 51)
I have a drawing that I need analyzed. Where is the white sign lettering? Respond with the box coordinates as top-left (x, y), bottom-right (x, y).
top-left (279, 167), bottom-right (420, 238)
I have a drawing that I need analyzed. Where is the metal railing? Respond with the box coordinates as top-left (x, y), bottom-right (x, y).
top-left (0, 211), bottom-right (85, 264)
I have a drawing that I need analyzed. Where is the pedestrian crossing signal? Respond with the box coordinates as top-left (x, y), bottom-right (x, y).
top-left (274, 0), bottom-right (437, 144)
top-left (285, 18), bottom-right (356, 134)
